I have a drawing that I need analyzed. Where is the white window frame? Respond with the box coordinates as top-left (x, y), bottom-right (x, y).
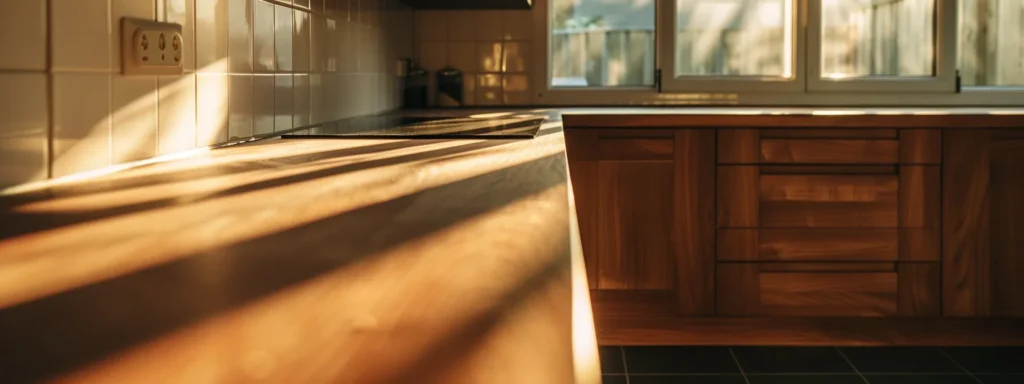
top-left (532, 0), bottom-right (1024, 106)
top-left (660, 0), bottom-right (805, 93)
top-left (806, 0), bottom-right (958, 93)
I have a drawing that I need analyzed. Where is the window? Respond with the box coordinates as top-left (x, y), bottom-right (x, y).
top-left (549, 0), bottom-right (656, 87)
top-left (959, 0), bottom-right (1024, 87)
top-left (674, 0), bottom-right (793, 77)
top-left (538, 0), bottom-right (1024, 104)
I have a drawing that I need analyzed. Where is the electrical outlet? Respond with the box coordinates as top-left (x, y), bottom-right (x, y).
top-left (120, 18), bottom-right (184, 76)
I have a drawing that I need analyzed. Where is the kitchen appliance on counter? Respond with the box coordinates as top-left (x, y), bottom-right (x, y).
top-left (281, 115), bottom-right (546, 139)
top-left (436, 67), bottom-right (464, 107)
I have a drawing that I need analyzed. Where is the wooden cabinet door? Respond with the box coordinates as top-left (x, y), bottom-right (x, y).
top-left (567, 129), bottom-right (715, 316)
top-left (943, 130), bottom-right (1024, 317)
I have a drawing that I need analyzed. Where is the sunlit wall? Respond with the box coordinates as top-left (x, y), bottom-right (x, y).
top-left (0, 0), bottom-right (414, 188)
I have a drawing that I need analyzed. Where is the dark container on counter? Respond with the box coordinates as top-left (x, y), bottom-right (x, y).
top-left (436, 67), bottom-right (464, 107)
top-left (403, 65), bottom-right (428, 109)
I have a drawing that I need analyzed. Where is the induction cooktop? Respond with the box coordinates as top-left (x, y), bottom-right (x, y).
top-left (280, 115), bottom-right (545, 139)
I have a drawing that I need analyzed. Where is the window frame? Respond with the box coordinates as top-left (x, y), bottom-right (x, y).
top-left (532, 0), bottom-right (1024, 106)
top-left (660, 0), bottom-right (805, 93)
top-left (805, 0), bottom-right (959, 93)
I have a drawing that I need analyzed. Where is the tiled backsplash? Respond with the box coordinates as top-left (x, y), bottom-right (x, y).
top-left (0, 0), bottom-right (413, 188)
top-left (412, 9), bottom-right (536, 107)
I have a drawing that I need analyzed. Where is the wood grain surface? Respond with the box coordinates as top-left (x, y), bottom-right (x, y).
top-left (0, 117), bottom-right (599, 384)
top-left (596, 161), bottom-right (675, 290)
top-left (760, 139), bottom-right (900, 164)
top-left (759, 174), bottom-right (899, 227)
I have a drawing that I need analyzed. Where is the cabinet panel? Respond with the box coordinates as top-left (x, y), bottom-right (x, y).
top-left (898, 263), bottom-right (941, 316)
top-left (717, 166), bottom-right (759, 227)
top-left (989, 139), bottom-right (1024, 316)
top-left (597, 161), bottom-right (675, 290)
top-left (760, 174), bottom-right (899, 227)
top-left (760, 139), bottom-right (899, 164)
top-left (717, 263), bottom-right (899, 317)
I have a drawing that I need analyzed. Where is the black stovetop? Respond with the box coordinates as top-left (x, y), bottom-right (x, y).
top-left (281, 115), bottom-right (545, 139)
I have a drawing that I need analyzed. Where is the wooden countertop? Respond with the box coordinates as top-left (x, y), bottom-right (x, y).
top-left (0, 113), bottom-right (600, 384)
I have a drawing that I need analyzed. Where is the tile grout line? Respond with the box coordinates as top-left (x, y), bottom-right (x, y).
top-left (728, 348), bottom-right (751, 384)
top-left (936, 347), bottom-right (985, 384)
top-left (619, 347), bottom-right (630, 384)
top-left (835, 347), bottom-right (871, 384)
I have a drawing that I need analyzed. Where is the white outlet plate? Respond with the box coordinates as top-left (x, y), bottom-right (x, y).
top-left (120, 18), bottom-right (184, 76)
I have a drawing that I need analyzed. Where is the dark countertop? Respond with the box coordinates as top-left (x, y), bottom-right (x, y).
top-left (0, 110), bottom-right (600, 384)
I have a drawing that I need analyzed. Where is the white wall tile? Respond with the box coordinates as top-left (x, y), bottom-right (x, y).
top-left (274, 74), bottom-right (293, 131)
top-left (503, 74), bottom-right (531, 105)
top-left (157, 73), bottom-right (197, 155)
top-left (293, 9), bottom-right (311, 72)
top-left (293, 74), bottom-right (310, 128)
top-left (294, 0), bottom-right (311, 9)
top-left (447, 11), bottom-right (475, 42)
top-left (309, 74), bottom-right (325, 124)
top-left (475, 11), bottom-right (504, 42)
top-left (197, 74), bottom-right (230, 145)
top-left (111, 76), bottom-right (158, 164)
top-left (477, 42), bottom-right (503, 72)
top-left (0, 0), bottom-right (47, 71)
top-left (52, 0), bottom-right (111, 72)
top-left (275, 4), bottom-right (294, 71)
top-left (461, 73), bottom-right (476, 106)
top-left (476, 73), bottom-right (503, 106)
top-left (53, 74), bottom-right (111, 177)
top-left (502, 11), bottom-right (533, 41)
top-left (196, 0), bottom-right (229, 71)
top-left (417, 42), bottom-right (447, 72)
top-left (311, 0), bottom-right (324, 13)
top-left (252, 75), bottom-right (275, 135)
top-left (228, 75), bottom-right (254, 140)
top-left (228, 0), bottom-right (253, 73)
top-left (0, 73), bottom-right (48, 187)
top-left (165, 0), bottom-right (195, 71)
top-left (503, 42), bottom-right (530, 73)
top-left (449, 42), bottom-right (476, 73)
top-left (310, 14), bottom-right (326, 72)
top-left (253, 0), bottom-right (276, 72)
top-left (415, 11), bottom-right (447, 42)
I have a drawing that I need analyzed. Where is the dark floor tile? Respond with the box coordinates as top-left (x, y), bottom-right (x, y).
top-left (600, 346), bottom-right (626, 374)
top-left (975, 374), bottom-right (1024, 384)
top-left (630, 375), bottom-right (747, 384)
top-left (732, 347), bottom-right (856, 374)
top-left (943, 347), bottom-right (1024, 374)
top-left (746, 375), bottom-right (865, 384)
top-left (626, 376), bottom-right (749, 384)
top-left (841, 347), bottom-right (961, 373)
top-left (624, 346), bottom-right (741, 374)
top-left (602, 375), bottom-right (628, 384)
top-left (863, 374), bottom-right (979, 384)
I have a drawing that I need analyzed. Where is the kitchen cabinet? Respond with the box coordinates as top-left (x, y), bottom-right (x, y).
top-left (943, 130), bottom-right (1024, 317)
top-left (565, 114), bottom-right (1024, 345)
top-left (567, 129), bottom-right (715, 316)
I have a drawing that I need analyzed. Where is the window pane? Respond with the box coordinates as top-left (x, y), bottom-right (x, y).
top-left (821, 0), bottom-right (935, 78)
top-left (550, 0), bottom-right (656, 87)
top-left (959, 0), bottom-right (1024, 86)
top-left (675, 0), bottom-right (793, 77)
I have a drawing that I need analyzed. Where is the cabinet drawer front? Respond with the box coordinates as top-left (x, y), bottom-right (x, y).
top-left (717, 263), bottom-right (899, 317)
top-left (760, 175), bottom-right (899, 227)
top-left (761, 139), bottom-right (899, 164)
top-left (718, 229), bottom-right (899, 261)
top-left (760, 272), bottom-right (898, 317)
